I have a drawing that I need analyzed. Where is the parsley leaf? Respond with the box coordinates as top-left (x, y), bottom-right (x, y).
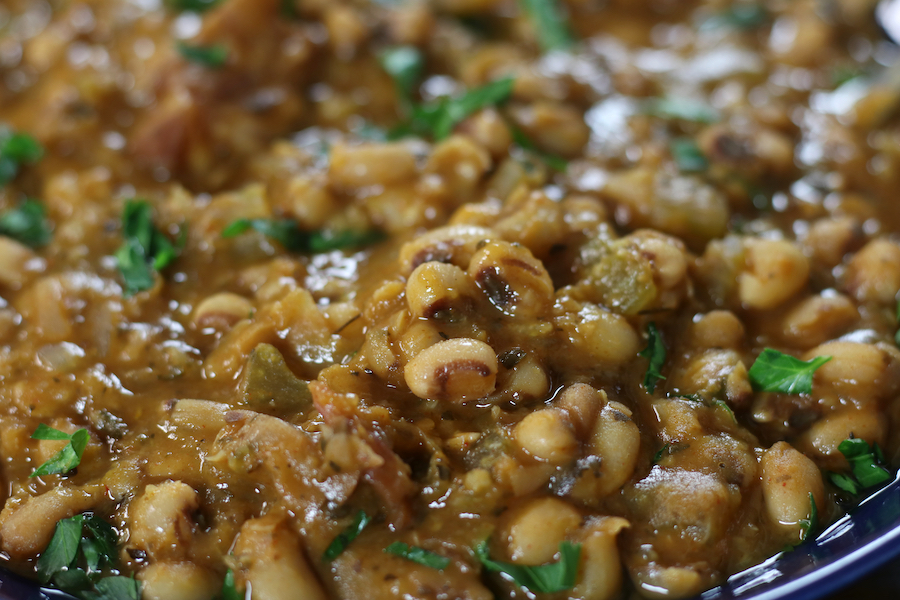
top-left (669, 138), bottom-right (709, 172)
top-left (476, 540), bottom-right (581, 594)
top-left (828, 471), bottom-right (860, 495)
top-left (639, 322), bottom-right (666, 393)
top-left (177, 42), bottom-right (229, 68)
top-left (323, 510), bottom-right (371, 561)
top-left (838, 438), bottom-right (892, 489)
top-left (701, 4), bottom-right (768, 31)
top-left (798, 492), bottom-right (817, 542)
top-left (0, 199), bottom-right (52, 248)
top-left (37, 515), bottom-right (84, 583)
top-left (221, 569), bottom-right (242, 600)
top-left (115, 200), bottom-right (185, 296)
top-left (30, 425), bottom-right (90, 478)
top-left (391, 77), bottom-right (515, 141)
top-left (518, 0), bottom-right (573, 53)
top-left (645, 98), bottom-right (720, 123)
top-left (748, 348), bottom-right (831, 395)
top-left (652, 443), bottom-right (670, 464)
top-left (713, 399), bottom-right (737, 423)
top-left (384, 542), bottom-right (450, 570)
top-left (0, 129), bottom-right (43, 186)
top-left (83, 576), bottom-right (141, 600)
top-left (379, 46), bottom-right (424, 104)
top-left (510, 126), bottom-right (568, 172)
top-left (223, 219), bottom-right (385, 254)
top-left (165, 0), bottom-right (221, 11)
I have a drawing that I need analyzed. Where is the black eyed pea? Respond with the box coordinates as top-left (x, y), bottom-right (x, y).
top-left (571, 517), bottom-right (630, 600)
top-left (800, 408), bottom-right (887, 469)
top-left (804, 341), bottom-right (900, 407)
top-left (504, 497), bottom-right (582, 564)
top-left (398, 225), bottom-right (497, 276)
top-left (843, 238), bottom-right (900, 305)
top-left (138, 561), bottom-right (219, 600)
top-left (467, 240), bottom-right (554, 319)
top-left (404, 337), bottom-right (498, 402)
top-left (514, 407), bottom-right (579, 465)
top-left (405, 261), bottom-right (477, 319)
top-left (738, 239), bottom-right (810, 310)
top-left (192, 292), bottom-right (254, 331)
top-left (760, 442), bottom-right (824, 538)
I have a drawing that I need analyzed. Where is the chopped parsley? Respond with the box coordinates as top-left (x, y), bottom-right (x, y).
top-left (115, 200), bottom-right (185, 296)
top-left (323, 510), bottom-right (371, 561)
top-left (30, 424), bottom-right (90, 478)
top-left (639, 322), bottom-right (666, 393)
top-left (379, 46), bottom-right (425, 106)
top-left (645, 98), bottom-right (720, 124)
top-left (747, 348), bottom-right (831, 395)
top-left (652, 443), bottom-right (670, 464)
top-left (177, 42), bottom-right (229, 68)
top-left (713, 399), bottom-right (738, 423)
top-left (518, 0), bottom-right (574, 53)
top-left (476, 540), bottom-right (581, 594)
top-left (701, 4), bottom-right (768, 31)
top-left (390, 77), bottom-right (515, 141)
top-left (0, 128), bottom-right (43, 186)
top-left (164, 0), bottom-right (221, 12)
top-left (0, 199), bottom-right (52, 247)
top-left (798, 492), bottom-right (817, 543)
top-left (37, 513), bottom-right (125, 599)
top-left (510, 126), bottom-right (568, 172)
top-left (222, 218), bottom-right (384, 253)
top-left (838, 438), bottom-right (892, 489)
top-left (384, 542), bottom-right (450, 570)
top-left (669, 137), bottom-right (709, 172)
top-left (221, 569), bottom-right (242, 600)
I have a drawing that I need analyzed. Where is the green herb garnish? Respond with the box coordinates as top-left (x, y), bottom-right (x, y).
top-left (701, 4), bottom-right (768, 31)
top-left (518, 0), bottom-right (573, 53)
top-left (37, 515), bottom-right (84, 583)
top-left (652, 443), bottom-right (670, 464)
top-left (669, 138), bottom-right (708, 172)
top-left (30, 424), bottom-right (90, 478)
top-left (645, 98), bottom-right (720, 124)
top-left (0, 129), bottom-right (43, 186)
top-left (798, 492), bottom-right (817, 542)
top-left (379, 46), bottom-right (424, 105)
top-left (390, 77), bottom-right (515, 141)
top-left (221, 569), bottom-right (242, 600)
top-left (838, 438), bottom-right (892, 489)
top-left (384, 542), bottom-right (450, 570)
top-left (223, 218), bottom-right (384, 253)
top-left (165, 0), bottom-right (221, 11)
top-left (85, 576), bottom-right (141, 600)
top-left (748, 348), bottom-right (831, 395)
top-left (639, 322), bottom-right (666, 393)
top-left (323, 510), bottom-right (371, 561)
top-left (177, 42), bottom-right (228, 68)
top-left (115, 200), bottom-right (185, 296)
top-left (0, 199), bottom-right (52, 247)
top-left (713, 399), bottom-right (737, 423)
top-left (510, 126), bottom-right (568, 172)
top-left (476, 540), bottom-right (581, 594)
top-left (828, 471), bottom-right (860, 495)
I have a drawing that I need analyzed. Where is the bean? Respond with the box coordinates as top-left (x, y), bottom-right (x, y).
top-left (424, 135), bottom-right (493, 201)
top-left (805, 341), bottom-right (900, 407)
top-left (127, 481), bottom-right (199, 560)
top-left (689, 311), bottom-right (745, 350)
top-left (467, 240), bottom-right (555, 319)
top-left (329, 142), bottom-right (417, 190)
top-left (0, 237), bottom-right (41, 289)
top-left (780, 293), bottom-right (858, 348)
top-left (843, 239), bottom-right (900, 305)
top-left (404, 338), bottom-right (498, 402)
top-left (505, 497), bottom-right (582, 564)
top-left (139, 561), bottom-right (219, 600)
top-left (738, 239), bottom-right (810, 310)
top-left (405, 262), bottom-right (476, 320)
top-left (192, 293), bottom-right (254, 331)
top-left (570, 401), bottom-right (640, 504)
top-left (803, 217), bottom-right (862, 269)
top-left (234, 514), bottom-right (328, 600)
top-left (571, 517), bottom-right (630, 600)
top-left (801, 408), bottom-right (887, 469)
top-left (555, 300), bottom-right (640, 365)
top-left (760, 442), bottom-right (824, 536)
top-left (508, 100), bottom-right (590, 158)
top-left (514, 408), bottom-right (578, 465)
top-left (398, 224), bottom-right (496, 276)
